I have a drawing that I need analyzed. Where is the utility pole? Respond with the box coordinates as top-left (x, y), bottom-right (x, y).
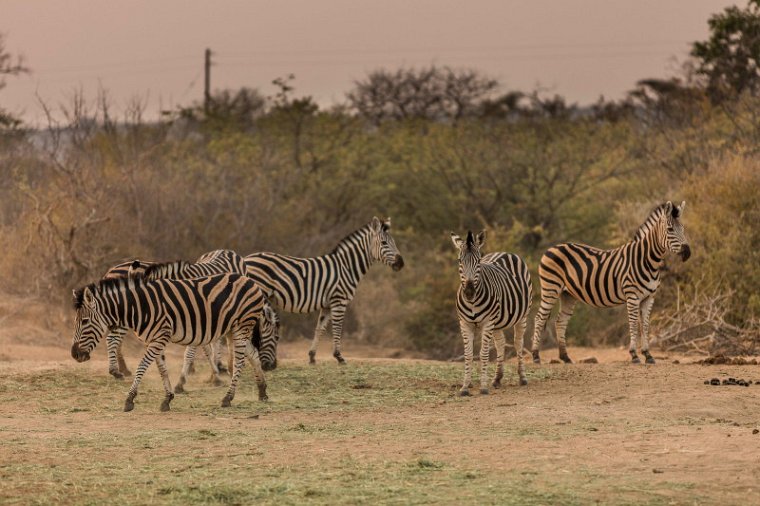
top-left (204, 48), bottom-right (212, 114)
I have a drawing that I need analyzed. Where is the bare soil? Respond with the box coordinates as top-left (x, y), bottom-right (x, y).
top-left (1, 298), bottom-right (759, 504)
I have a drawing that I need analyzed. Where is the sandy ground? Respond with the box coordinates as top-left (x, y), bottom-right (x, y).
top-left (1, 297), bottom-right (759, 504)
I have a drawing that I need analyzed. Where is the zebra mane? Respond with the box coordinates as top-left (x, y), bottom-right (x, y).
top-left (329, 223), bottom-right (373, 254)
top-left (72, 276), bottom-right (142, 310)
top-left (142, 260), bottom-right (187, 280)
top-left (633, 203), bottom-right (670, 241)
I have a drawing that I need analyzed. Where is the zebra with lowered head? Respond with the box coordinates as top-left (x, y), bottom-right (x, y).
top-left (71, 273), bottom-right (272, 411)
top-left (531, 201), bottom-right (691, 365)
top-left (451, 231), bottom-right (533, 396)
top-left (245, 216), bottom-right (404, 365)
top-left (102, 250), bottom-right (279, 383)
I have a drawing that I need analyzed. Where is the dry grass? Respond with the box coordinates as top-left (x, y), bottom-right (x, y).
top-left (1, 343), bottom-right (759, 505)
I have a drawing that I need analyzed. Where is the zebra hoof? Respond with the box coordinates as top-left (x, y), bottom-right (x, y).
top-left (334, 353), bottom-right (347, 365)
top-left (492, 380), bottom-right (502, 389)
top-left (459, 388), bottom-right (470, 397)
top-left (124, 400), bottom-right (135, 412)
top-left (559, 354), bottom-right (573, 364)
top-left (174, 384), bottom-right (185, 394)
top-left (221, 395), bottom-right (232, 408)
top-left (532, 351), bottom-right (541, 364)
top-left (479, 388), bottom-right (489, 395)
top-left (160, 393), bottom-right (174, 412)
top-left (631, 355), bottom-right (641, 364)
top-left (109, 370), bottom-right (124, 380)
top-left (308, 351), bottom-right (316, 365)
top-left (519, 378), bottom-right (528, 386)
top-left (258, 385), bottom-right (269, 402)
top-left (644, 353), bottom-right (656, 365)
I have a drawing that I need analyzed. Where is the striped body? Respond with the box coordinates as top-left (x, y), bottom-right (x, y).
top-left (101, 250), bottom-right (278, 382)
top-left (245, 217), bottom-right (404, 364)
top-left (452, 232), bottom-right (532, 395)
top-left (71, 273), bottom-right (270, 411)
top-left (531, 201), bottom-right (691, 364)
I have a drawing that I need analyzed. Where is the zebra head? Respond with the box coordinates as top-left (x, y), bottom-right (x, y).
top-left (252, 302), bottom-right (280, 371)
top-left (71, 286), bottom-right (110, 362)
top-left (663, 201), bottom-right (691, 261)
top-left (370, 216), bottom-right (404, 271)
top-left (451, 230), bottom-right (485, 301)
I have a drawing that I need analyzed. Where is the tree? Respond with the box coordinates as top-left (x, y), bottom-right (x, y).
top-left (692, 0), bottom-right (760, 101)
top-left (347, 66), bottom-right (498, 123)
top-left (0, 34), bottom-right (30, 128)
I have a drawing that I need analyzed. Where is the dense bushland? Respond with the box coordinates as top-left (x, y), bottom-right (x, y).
top-left (2, 2), bottom-right (760, 357)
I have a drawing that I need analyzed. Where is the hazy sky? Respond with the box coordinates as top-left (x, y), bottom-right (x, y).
top-left (2, 0), bottom-right (737, 124)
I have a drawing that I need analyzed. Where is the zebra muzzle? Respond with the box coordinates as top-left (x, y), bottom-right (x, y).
top-left (70, 343), bottom-right (90, 362)
top-left (680, 244), bottom-right (691, 262)
top-left (262, 359), bottom-right (277, 371)
top-left (392, 255), bottom-right (404, 271)
top-left (464, 282), bottom-right (476, 299)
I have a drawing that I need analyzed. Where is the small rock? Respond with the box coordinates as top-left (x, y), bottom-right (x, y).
top-left (579, 357), bottom-right (599, 364)
top-left (672, 359), bottom-right (680, 364)
top-left (550, 359), bottom-right (562, 364)
top-left (753, 429), bottom-right (759, 435)
top-left (710, 378), bottom-right (720, 386)
top-left (652, 469), bottom-right (664, 474)
top-left (247, 414), bottom-right (259, 419)
top-left (704, 380), bottom-right (710, 385)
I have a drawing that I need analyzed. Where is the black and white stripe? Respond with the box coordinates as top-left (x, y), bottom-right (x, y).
top-left (71, 273), bottom-right (271, 411)
top-left (244, 217), bottom-right (404, 365)
top-left (102, 250), bottom-right (279, 383)
top-left (531, 201), bottom-right (691, 365)
top-left (451, 231), bottom-right (533, 395)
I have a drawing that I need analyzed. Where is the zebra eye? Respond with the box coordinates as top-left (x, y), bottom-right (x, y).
top-left (81, 318), bottom-right (90, 324)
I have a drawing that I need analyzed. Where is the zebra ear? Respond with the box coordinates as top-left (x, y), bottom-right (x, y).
top-left (678, 201), bottom-right (686, 216)
top-left (371, 216), bottom-right (382, 232)
top-left (128, 260), bottom-right (141, 280)
top-left (476, 230), bottom-right (486, 248)
top-left (450, 232), bottom-right (463, 249)
top-left (664, 201), bottom-right (673, 217)
top-left (83, 288), bottom-right (96, 309)
top-left (383, 217), bottom-right (391, 230)
top-left (263, 304), bottom-right (276, 323)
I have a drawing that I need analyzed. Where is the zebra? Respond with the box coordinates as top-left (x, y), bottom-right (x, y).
top-left (451, 230), bottom-right (533, 396)
top-left (531, 201), bottom-right (691, 365)
top-left (244, 216), bottom-right (404, 365)
top-left (102, 250), bottom-right (278, 381)
top-left (71, 273), bottom-right (271, 411)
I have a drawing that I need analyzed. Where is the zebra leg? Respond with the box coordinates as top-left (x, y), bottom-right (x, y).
top-left (626, 298), bottom-right (642, 364)
top-left (156, 353), bottom-right (175, 412)
top-left (640, 295), bottom-right (656, 364)
top-left (244, 340), bottom-right (268, 401)
top-left (124, 338), bottom-right (168, 412)
top-left (226, 333), bottom-right (234, 374)
top-left (202, 344), bottom-right (224, 386)
top-left (174, 346), bottom-right (197, 394)
top-left (329, 303), bottom-right (348, 365)
top-left (107, 328), bottom-right (127, 379)
top-left (222, 328), bottom-right (260, 407)
top-left (531, 288), bottom-right (560, 364)
top-left (459, 320), bottom-right (476, 396)
top-left (514, 315), bottom-right (529, 386)
top-left (492, 330), bottom-right (506, 389)
top-left (556, 291), bottom-right (577, 364)
top-left (213, 337), bottom-right (228, 374)
top-left (309, 309), bottom-right (331, 365)
top-left (479, 325), bottom-right (494, 394)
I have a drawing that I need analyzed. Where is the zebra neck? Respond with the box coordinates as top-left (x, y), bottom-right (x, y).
top-left (634, 226), bottom-right (667, 272)
top-left (331, 233), bottom-right (373, 285)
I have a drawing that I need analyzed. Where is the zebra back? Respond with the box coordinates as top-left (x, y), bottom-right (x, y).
top-left (243, 217), bottom-right (404, 313)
